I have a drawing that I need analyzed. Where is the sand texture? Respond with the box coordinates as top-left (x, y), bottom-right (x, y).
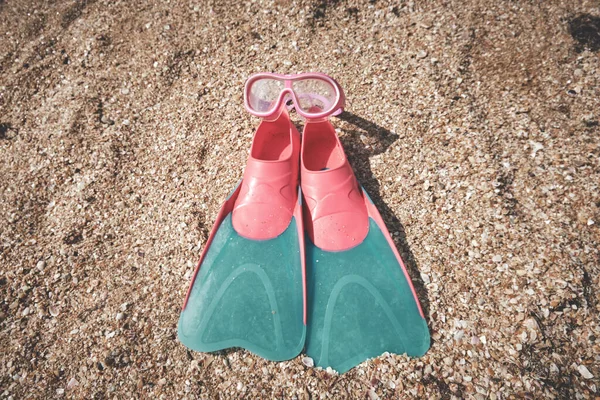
top-left (1, 0), bottom-right (599, 398)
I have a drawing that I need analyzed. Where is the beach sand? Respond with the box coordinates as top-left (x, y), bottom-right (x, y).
top-left (1, 0), bottom-right (599, 398)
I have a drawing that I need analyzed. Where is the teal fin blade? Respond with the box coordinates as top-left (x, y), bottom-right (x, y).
top-left (305, 218), bottom-right (430, 373)
top-left (178, 214), bottom-right (306, 361)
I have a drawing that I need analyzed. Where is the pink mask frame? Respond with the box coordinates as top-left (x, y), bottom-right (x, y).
top-left (244, 72), bottom-right (345, 120)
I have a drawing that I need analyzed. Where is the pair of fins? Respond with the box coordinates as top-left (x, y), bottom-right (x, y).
top-left (178, 109), bottom-right (430, 373)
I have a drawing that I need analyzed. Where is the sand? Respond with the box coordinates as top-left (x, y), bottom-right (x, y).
top-left (1, 0), bottom-right (599, 398)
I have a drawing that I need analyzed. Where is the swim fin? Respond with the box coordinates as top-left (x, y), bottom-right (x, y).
top-left (178, 108), bottom-right (306, 361)
top-left (301, 119), bottom-right (430, 373)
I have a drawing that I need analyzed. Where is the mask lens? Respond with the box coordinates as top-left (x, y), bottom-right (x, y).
top-left (292, 79), bottom-right (337, 114)
top-left (248, 78), bottom-right (284, 112)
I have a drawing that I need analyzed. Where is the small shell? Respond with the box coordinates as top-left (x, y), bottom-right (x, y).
top-left (49, 306), bottom-right (59, 317)
top-left (67, 378), bottom-right (79, 390)
top-left (301, 356), bottom-right (314, 368)
top-left (368, 387), bottom-right (380, 400)
top-left (577, 365), bottom-right (594, 379)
